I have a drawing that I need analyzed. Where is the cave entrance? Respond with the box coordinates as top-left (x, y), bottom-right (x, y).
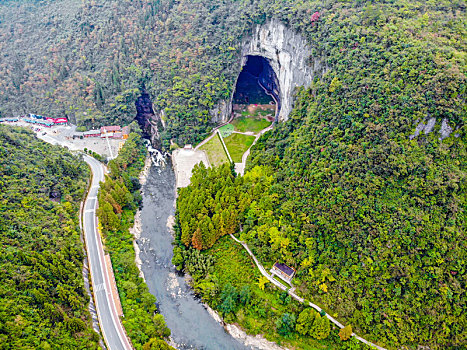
top-left (135, 89), bottom-right (164, 149)
top-left (135, 91), bottom-right (155, 138)
top-left (232, 55), bottom-right (280, 122)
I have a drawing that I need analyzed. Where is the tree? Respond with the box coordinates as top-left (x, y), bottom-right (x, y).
top-left (239, 285), bottom-right (251, 305)
top-left (311, 315), bottom-right (330, 340)
top-left (279, 291), bottom-right (291, 305)
top-left (143, 338), bottom-right (175, 350)
top-left (339, 324), bottom-right (353, 341)
top-left (191, 227), bottom-right (203, 250)
top-left (257, 276), bottom-right (269, 291)
top-left (296, 308), bottom-right (317, 336)
top-left (218, 296), bottom-right (236, 316)
top-left (276, 313), bottom-right (296, 338)
top-left (152, 314), bottom-right (171, 338)
top-left (97, 202), bottom-right (120, 231)
top-left (218, 283), bottom-right (237, 316)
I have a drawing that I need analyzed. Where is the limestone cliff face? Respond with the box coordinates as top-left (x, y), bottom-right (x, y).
top-left (135, 92), bottom-right (164, 149)
top-left (210, 99), bottom-right (232, 124)
top-left (212, 19), bottom-right (325, 123)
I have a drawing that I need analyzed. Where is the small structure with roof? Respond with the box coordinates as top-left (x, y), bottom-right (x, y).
top-left (84, 129), bottom-right (101, 138)
top-left (100, 125), bottom-right (121, 134)
top-left (122, 126), bottom-right (130, 139)
top-left (270, 262), bottom-right (295, 284)
top-left (23, 118), bottom-right (54, 127)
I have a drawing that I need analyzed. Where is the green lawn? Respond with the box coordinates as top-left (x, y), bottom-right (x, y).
top-left (199, 133), bottom-right (230, 166)
top-left (223, 133), bottom-right (255, 163)
top-left (219, 123), bottom-right (234, 137)
top-left (231, 117), bottom-right (271, 133)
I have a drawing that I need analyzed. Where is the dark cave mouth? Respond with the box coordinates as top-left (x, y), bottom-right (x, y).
top-left (232, 56), bottom-right (281, 117)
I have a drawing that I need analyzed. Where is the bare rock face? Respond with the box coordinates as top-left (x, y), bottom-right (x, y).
top-left (439, 118), bottom-right (453, 140)
top-left (212, 19), bottom-right (325, 123)
top-left (135, 91), bottom-right (163, 149)
top-left (409, 117), bottom-right (457, 141)
top-left (210, 99), bottom-right (232, 124)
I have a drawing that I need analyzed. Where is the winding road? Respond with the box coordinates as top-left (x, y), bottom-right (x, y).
top-left (82, 155), bottom-right (133, 350)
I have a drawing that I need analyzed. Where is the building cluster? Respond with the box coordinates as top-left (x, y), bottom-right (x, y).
top-left (0, 114), bottom-right (68, 127)
top-left (73, 125), bottom-right (130, 140)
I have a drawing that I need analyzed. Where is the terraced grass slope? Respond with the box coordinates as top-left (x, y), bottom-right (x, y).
top-left (198, 133), bottom-right (230, 166)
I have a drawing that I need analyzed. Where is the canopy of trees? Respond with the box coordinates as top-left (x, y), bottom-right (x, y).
top-left (1, 0), bottom-right (462, 149)
top-left (172, 1), bottom-right (465, 349)
top-left (0, 125), bottom-right (99, 348)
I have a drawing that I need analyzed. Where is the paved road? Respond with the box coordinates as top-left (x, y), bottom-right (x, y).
top-left (82, 155), bottom-right (133, 350)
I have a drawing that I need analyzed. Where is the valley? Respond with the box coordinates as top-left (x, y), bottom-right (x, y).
top-left (0, 1), bottom-right (465, 350)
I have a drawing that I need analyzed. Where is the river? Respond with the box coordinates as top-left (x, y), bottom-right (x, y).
top-left (136, 159), bottom-right (251, 350)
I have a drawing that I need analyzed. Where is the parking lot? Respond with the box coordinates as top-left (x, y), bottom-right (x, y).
top-left (5, 120), bottom-right (123, 160)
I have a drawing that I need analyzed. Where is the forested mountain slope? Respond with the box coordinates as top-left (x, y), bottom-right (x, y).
top-left (0, 125), bottom-right (99, 348)
top-left (0, 0), bottom-right (465, 349)
top-left (245, 2), bottom-right (466, 347)
top-left (2, 0), bottom-right (462, 147)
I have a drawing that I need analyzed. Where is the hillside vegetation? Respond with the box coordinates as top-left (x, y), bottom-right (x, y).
top-left (173, 1), bottom-right (465, 349)
top-left (1, 0), bottom-right (461, 148)
top-left (0, 125), bottom-right (99, 348)
top-left (0, 0), bottom-right (465, 349)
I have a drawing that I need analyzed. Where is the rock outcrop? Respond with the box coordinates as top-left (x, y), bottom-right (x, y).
top-left (212, 19), bottom-right (325, 123)
top-left (135, 91), bottom-right (164, 149)
top-left (409, 117), bottom-right (458, 141)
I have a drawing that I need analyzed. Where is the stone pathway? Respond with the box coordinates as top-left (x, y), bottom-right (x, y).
top-left (195, 114), bottom-right (235, 150)
top-left (235, 125), bottom-right (273, 176)
top-left (230, 234), bottom-right (387, 350)
top-left (194, 117), bottom-right (273, 176)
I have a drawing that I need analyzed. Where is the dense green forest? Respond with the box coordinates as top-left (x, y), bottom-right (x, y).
top-left (174, 164), bottom-right (361, 349)
top-left (96, 133), bottom-right (173, 350)
top-left (0, 125), bottom-right (99, 348)
top-left (2, 0), bottom-right (462, 148)
top-left (0, 0), bottom-right (465, 349)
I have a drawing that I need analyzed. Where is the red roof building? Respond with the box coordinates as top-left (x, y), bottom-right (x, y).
top-left (100, 125), bottom-right (121, 133)
top-left (46, 117), bottom-right (68, 124)
top-left (83, 129), bottom-right (101, 137)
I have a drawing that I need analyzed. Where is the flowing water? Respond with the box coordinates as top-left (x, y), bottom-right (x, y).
top-left (136, 159), bottom-right (251, 350)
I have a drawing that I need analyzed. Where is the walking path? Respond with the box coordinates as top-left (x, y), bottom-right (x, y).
top-left (194, 115), bottom-right (273, 176)
top-left (195, 114), bottom-right (235, 150)
top-left (217, 130), bottom-right (233, 163)
top-left (234, 124), bottom-right (273, 176)
top-left (230, 234), bottom-right (386, 350)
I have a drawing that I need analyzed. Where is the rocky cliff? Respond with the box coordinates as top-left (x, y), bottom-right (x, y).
top-left (212, 19), bottom-right (326, 123)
